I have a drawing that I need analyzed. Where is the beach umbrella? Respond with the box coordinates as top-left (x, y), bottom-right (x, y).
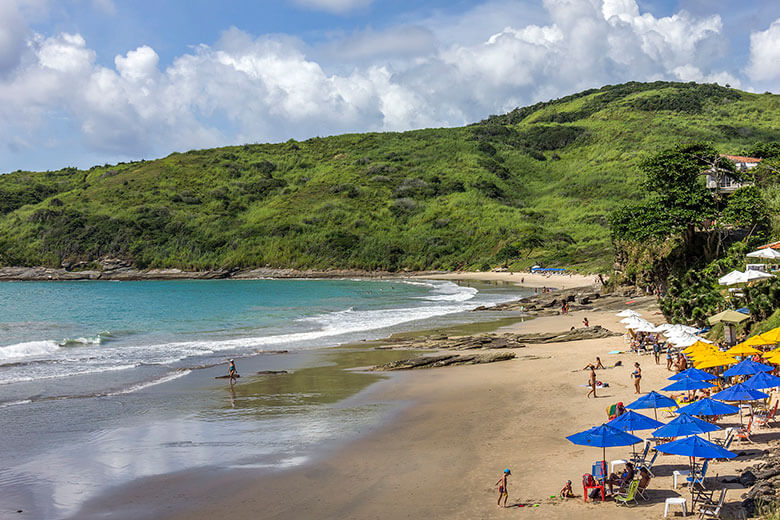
top-left (625, 390), bottom-right (678, 420)
top-left (743, 371), bottom-right (780, 390)
top-left (723, 359), bottom-right (773, 378)
top-left (719, 270), bottom-right (746, 286)
top-left (711, 382), bottom-right (769, 402)
top-left (676, 398), bottom-right (739, 417)
top-left (608, 410), bottom-right (664, 432)
top-left (708, 309), bottom-right (749, 325)
top-left (747, 248), bottom-right (780, 260)
top-left (744, 270), bottom-right (775, 282)
top-left (695, 355), bottom-right (737, 369)
top-left (652, 413), bottom-right (720, 438)
top-left (655, 435), bottom-right (736, 479)
top-left (711, 382), bottom-right (770, 424)
top-left (669, 368), bottom-right (717, 382)
top-left (616, 310), bottom-right (641, 318)
top-left (758, 328), bottom-right (780, 344)
top-left (660, 324), bottom-right (700, 336)
top-left (726, 344), bottom-right (762, 357)
top-left (662, 377), bottom-right (714, 392)
top-left (566, 424), bottom-right (643, 464)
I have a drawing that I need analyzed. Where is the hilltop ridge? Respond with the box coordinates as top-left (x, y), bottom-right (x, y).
top-left (1, 81), bottom-right (779, 273)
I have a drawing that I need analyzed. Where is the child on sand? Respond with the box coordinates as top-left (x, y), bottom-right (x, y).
top-left (560, 480), bottom-right (573, 499)
top-left (496, 468), bottom-right (511, 508)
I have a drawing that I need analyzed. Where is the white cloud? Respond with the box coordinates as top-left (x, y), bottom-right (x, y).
top-left (290, 0), bottom-right (372, 14)
top-left (0, 0), bottom-right (756, 170)
top-left (746, 18), bottom-right (780, 86)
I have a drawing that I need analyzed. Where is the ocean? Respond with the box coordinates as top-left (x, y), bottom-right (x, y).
top-left (0, 278), bottom-right (529, 518)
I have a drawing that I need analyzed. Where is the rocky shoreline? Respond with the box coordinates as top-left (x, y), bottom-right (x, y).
top-left (0, 265), bottom-right (434, 281)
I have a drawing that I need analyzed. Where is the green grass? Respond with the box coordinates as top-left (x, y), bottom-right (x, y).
top-left (1, 81), bottom-right (780, 272)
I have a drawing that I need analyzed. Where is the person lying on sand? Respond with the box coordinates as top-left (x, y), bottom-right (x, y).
top-left (496, 468), bottom-right (511, 508)
top-left (560, 480), bottom-right (573, 499)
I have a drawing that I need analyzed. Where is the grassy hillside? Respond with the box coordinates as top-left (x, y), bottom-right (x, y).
top-left (1, 81), bottom-right (779, 273)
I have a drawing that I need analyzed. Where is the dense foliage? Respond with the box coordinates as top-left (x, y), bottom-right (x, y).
top-left (1, 81), bottom-right (780, 272)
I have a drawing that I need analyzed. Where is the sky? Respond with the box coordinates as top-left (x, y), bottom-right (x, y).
top-left (2, 0), bottom-right (780, 173)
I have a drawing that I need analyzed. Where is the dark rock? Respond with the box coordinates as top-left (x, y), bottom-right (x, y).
top-left (741, 469), bottom-right (757, 487)
top-left (370, 352), bottom-right (516, 371)
top-left (257, 370), bottom-right (288, 375)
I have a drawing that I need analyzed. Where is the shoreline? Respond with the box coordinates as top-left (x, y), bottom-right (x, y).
top-left (79, 290), bottom-right (759, 520)
top-left (0, 265), bottom-right (598, 288)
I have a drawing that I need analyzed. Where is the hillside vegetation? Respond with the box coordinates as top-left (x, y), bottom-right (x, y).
top-left (1, 81), bottom-right (780, 273)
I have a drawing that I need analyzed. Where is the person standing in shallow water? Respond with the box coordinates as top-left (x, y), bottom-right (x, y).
top-left (228, 359), bottom-right (238, 384)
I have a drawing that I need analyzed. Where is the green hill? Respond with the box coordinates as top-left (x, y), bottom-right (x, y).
top-left (1, 81), bottom-right (779, 273)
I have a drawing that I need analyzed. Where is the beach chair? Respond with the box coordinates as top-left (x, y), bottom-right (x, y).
top-left (736, 417), bottom-right (754, 444)
top-left (638, 450), bottom-right (659, 477)
top-left (614, 479), bottom-right (639, 507)
top-left (630, 441), bottom-right (650, 466)
top-left (673, 460), bottom-right (709, 489)
top-left (583, 467), bottom-right (605, 503)
top-left (755, 401), bottom-right (779, 428)
top-left (696, 488), bottom-right (726, 519)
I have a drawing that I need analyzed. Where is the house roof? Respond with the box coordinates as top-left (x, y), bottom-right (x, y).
top-left (759, 241), bottom-right (780, 250)
top-left (722, 155), bottom-right (762, 163)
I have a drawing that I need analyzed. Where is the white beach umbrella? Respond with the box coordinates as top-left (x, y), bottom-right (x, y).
top-left (747, 248), bottom-right (780, 260)
top-left (635, 323), bottom-right (665, 333)
top-left (667, 332), bottom-right (712, 347)
top-left (744, 270), bottom-right (775, 282)
top-left (659, 324), bottom-right (699, 336)
top-left (719, 270), bottom-right (746, 286)
top-left (616, 310), bottom-right (642, 318)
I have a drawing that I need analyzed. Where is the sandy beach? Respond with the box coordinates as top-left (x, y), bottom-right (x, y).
top-left (73, 277), bottom-right (759, 520)
top-left (417, 270), bottom-right (599, 289)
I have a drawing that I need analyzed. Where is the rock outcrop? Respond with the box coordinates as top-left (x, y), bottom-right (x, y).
top-left (375, 333), bottom-right (526, 351)
top-left (740, 439), bottom-right (780, 516)
top-left (370, 352), bottom-right (516, 371)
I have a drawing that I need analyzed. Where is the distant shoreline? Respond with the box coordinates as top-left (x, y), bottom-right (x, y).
top-left (0, 266), bottom-right (598, 288)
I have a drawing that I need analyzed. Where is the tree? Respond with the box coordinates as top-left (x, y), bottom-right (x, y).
top-left (721, 186), bottom-right (769, 238)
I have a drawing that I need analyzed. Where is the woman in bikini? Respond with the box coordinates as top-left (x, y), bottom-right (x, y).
top-left (632, 362), bottom-right (642, 394)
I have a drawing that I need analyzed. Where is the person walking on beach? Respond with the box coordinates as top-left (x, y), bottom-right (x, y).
top-left (652, 341), bottom-right (661, 365)
top-left (666, 346), bottom-right (674, 371)
top-left (587, 365), bottom-right (597, 398)
top-left (582, 317), bottom-right (589, 327)
top-left (632, 362), bottom-right (642, 394)
top-left (228, 359), bottom-right (238, 384)
top-left (496, 468), bottom-right (511, 508)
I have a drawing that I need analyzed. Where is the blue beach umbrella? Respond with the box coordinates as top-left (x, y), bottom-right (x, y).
top-left (669, 368), bottom-right (716, 381)
top-left (711, 382), bottom-right (769, 402)
top-left (662, 376), bottom-right (714, 392)
top-left (723, 359), bottom-right (773, 378)
top-left (676, 398), bottom-right (739, 417)
top-left (567, 424), bottom-right (643, 463)
top-left (744, 371), bottom-right (780, 390)
top-left (652, 413), bottom-right (720, 438)
top-left (655, 434), bottom-right (736, 459)
top-left (625, 390), bottom-right (678, 420)
top-left (608, 410), bottom-right (664, 432)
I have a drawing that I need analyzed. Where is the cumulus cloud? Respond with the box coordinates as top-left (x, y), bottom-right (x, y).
top-left (0, 0), bottom-right (753, 170)
top-left (746, 18), bottom-right (780, 86)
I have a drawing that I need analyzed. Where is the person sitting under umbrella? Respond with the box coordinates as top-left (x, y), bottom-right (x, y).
top-left (638, 467), bottom-right (652, 496)
top-left (606, 462), bottom-right (635, 495)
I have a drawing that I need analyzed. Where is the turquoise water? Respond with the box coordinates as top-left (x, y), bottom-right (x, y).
top-left (0, 279), bottom-right (528, 518)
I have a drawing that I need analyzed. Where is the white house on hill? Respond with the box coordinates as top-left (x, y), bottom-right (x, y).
top-left (702, 154), bottom-right (761, 193)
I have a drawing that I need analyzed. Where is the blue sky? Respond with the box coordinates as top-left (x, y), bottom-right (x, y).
top-left (2, 0), bottom-right (780, 173)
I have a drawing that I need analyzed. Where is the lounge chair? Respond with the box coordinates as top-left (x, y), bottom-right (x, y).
top-left (696, 488), bottom-right (726, 519)
top-left (673, 460), bottom-right (710, 489)
top-left (638, 450), bottom-right (659, 477)
top-left (756, 401), bottom-right (779, 428)
top-left (630, 441), bottom-right (650, 466)
top-left (736, 417), bottom-right (754, 444)
top-left (614, 479), bottom-right (639, 507)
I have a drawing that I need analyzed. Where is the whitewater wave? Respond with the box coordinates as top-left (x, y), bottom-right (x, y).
top-left (105, 370), bottom-right (191, 396)
top-left (0, 340), bottom-right (61, 360)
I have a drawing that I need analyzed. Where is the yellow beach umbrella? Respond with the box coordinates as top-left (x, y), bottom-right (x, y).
top-left (683, 341), bottom-right (714, 354)
top-left (695, 355), bottom-right (738, 369)
top-left (743, 335), bottom-right (773, 347)
top-left (726, 344), bottom-right (762, 356)
top-left (758, 327), bottom-right (780, 344)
